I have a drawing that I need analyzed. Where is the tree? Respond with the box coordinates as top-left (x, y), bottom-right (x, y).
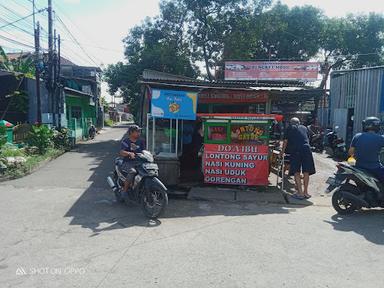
top-left (182, 0), bottom-right (272, 80)
top-left (318, 13), bottom-right (384, 89)
top-left (0, 46), bottom-right (32, 119)
top-left (0, 47), bottom-right (35, 77)
top-left (223, 2), bottom-right (324, 62)
top-left (105, 3), bottom-right (199, 117)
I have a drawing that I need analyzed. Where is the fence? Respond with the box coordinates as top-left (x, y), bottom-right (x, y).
top-left (13, 123), bottom-right (31, 144)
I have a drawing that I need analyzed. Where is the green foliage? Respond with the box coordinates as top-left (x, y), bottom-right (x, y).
top-left (51, 128), bottom-right (71, 151)
top-left (0, 145), bottom-right (25, 157)
top-left (0, 46), bottom-right (35, 77)
top-left (26, 125), bottom-right (53, 154)
top-left (104, 119), bottom-right (114, 127)
top-left (9, 90), bottom-right (29, 114)
top-left (0, 127), bottom-right (7, 148)
top-left (1, 148), bottom-right (63, 179)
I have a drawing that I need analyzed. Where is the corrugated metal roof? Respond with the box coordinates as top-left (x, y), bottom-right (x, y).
top-left (64, 87), bottom-right (93, 97)
top-left (331, 66), bottom-right (384, 75)
top-left (142, 69), bottom-right (196, 81)
top-left (250, 86), bottom-right (307, 91)
top-left (141, 70), bottom-right (306, 88)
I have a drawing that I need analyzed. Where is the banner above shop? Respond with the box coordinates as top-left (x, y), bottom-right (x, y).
top-left (199, 90), bottom-right (268, 104)
top-left (225, 61), bottom-right (320, 81)
top-left (151, 89), bottom-right (198, 120)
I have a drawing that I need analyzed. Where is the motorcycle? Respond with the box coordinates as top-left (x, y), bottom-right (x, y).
top-left (107, 150), bottom-right (168, 219)
top-left (324, 127), bottom-right (347, 159)
top-left (326, 162), bottom-right (384, 215)
top-left (310, 132), bottom-right (325, 153)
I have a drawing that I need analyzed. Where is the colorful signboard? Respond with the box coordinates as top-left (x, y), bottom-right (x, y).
top-left (151, 89), bottom-right (198, 120)
top-left (203, 144), bottom-right (269, 186)
top-left (225, 61), bottom-right (319, 81)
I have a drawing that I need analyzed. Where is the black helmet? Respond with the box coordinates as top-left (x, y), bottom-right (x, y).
top-left (128, 124), bottom-right (142, 134)
top-left (362, 117), bottom-right (381, 133)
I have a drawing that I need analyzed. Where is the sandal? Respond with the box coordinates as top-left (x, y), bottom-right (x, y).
top-left (304, 194), bottom-right (312, 199)
top-left (291, 194), bottom-right (305, 200)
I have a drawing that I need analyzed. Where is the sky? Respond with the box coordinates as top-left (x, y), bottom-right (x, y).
top-left (1, 0), bottom-right (383, 100)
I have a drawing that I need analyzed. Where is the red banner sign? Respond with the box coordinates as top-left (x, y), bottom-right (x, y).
top-left (225, 61), bottom-right (319, 81)
top-left (199, 90), bottom-right (268, 104)
top-left (203, 144), bottom-right (269, 186)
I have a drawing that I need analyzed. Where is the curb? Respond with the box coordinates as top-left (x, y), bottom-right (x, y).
top-left (186, 190), bottom-right (331, 207)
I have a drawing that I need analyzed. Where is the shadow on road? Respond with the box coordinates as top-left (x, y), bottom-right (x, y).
top-left (64, 126), bottom-right (308, 235)
top-left (325, 211), bottom-right (384, 245)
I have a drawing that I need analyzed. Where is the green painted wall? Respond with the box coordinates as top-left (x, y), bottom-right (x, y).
top-left (65, 93), bottom-right (96, 140)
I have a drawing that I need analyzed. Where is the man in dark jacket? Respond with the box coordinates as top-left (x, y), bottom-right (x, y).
top-left (282, 118), bottom-right (316, 200)
top-left (120, 125), bottom-right (145, 195)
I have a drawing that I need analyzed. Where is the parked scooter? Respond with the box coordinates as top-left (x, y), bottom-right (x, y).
top-left (326, 162), bottom-right (384, 215)
top-left (88, 125), bottom-right (96, 139)
top-left (107, 150), bottom-right (168, 219)
top-left (310, 131), bottom-right (325, 153)
top-left (324, 126), bottom-right (347, 159)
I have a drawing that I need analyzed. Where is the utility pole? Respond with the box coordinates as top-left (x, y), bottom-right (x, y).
top-left (57, 34), bottom-right (62, 129)
top-left (32, 0), bottom-right (36, 30)
top-left (53, 29), bottom-right (57, 127)
top-left (34, 21), bottom-right (41, 123)
top-left (47, 0), bottom-right (55, 126)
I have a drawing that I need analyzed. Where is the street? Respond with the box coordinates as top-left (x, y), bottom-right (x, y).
top-left (0, 126), bottom-right (384, 288)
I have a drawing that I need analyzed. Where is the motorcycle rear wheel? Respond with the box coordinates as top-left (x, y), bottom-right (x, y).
top-left (332, 184), bottom-right (359, 215)
top-left (141, 187), bottom-right (168, 219)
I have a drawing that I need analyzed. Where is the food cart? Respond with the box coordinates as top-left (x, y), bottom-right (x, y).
top-left (198, 113), bottom-right (283, 187)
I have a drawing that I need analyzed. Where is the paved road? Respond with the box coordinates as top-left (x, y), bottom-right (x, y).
top-left (0, 126), bottom-right (383, 288)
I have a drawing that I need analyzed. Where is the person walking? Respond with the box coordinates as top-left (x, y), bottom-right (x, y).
top-left (282, 117), bottom-right (316, 200)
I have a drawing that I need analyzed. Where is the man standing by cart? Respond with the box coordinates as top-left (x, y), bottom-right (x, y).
top-left (281, 117), bottom-right (316, 200)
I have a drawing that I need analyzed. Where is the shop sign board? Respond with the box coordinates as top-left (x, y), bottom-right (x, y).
top-left (151, 89), bottom-right (198, 120)
top-left (199, 90), bottom-right (268, 103)
top-left (225, 61), bottom-right (319, 81)
top-left (203, 144), bottom-right (269, 186)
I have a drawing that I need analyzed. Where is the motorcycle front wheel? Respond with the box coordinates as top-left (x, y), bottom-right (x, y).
top-left (113, 172), bottom-right (124, 203)
top-left (141, 186), bottom-right (168, 219)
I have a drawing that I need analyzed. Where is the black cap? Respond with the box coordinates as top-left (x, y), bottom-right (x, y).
top-left (128, 124), bottom-right (142, 134)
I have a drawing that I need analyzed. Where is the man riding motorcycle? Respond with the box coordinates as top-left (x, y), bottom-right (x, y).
top-left (119, 125), bottom-right (145, 197)
top-left (348, 117), bottom-right (384, 182)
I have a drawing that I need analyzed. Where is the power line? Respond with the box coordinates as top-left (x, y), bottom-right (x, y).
top-left (0, 34), bottom-right (37, 50)
top-left (56, 15), bottom-right (101, 66)
top-left (0, 16), bottom-right (35, 36)
top-left (0, 3), bottom-right (45, 28)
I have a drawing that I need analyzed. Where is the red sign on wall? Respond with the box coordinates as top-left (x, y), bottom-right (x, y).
top-left (225, 61), bottom-right (319, 81)
top-left (203, 144), bottom-right (269, 186)
top-left (199, 90), bottom-right (268, 104)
